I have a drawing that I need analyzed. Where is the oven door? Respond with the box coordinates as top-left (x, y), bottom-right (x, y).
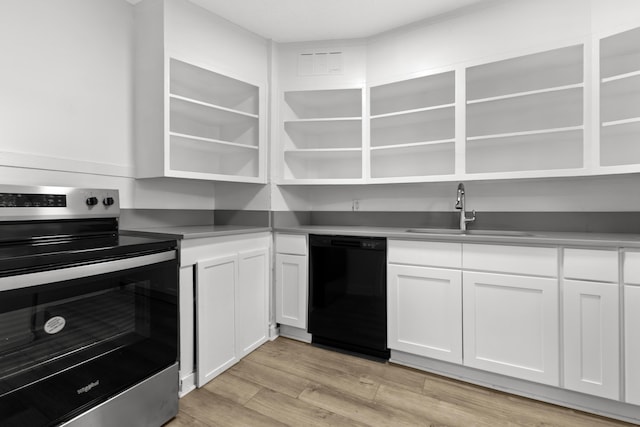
top-left (0, 251), bottom-right (178, 427)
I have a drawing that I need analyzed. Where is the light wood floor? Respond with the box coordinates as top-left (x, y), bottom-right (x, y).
top-left (165, 337), bottom-right (635, 427)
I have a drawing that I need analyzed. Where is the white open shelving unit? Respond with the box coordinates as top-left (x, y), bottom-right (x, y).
top-left (166, 58), bottom-right (264, 181)
top-left (599, 26), bottom-right (640, 169)
top-left (275, 25), bottom-right (640, 185)
top-left (280, 88), bottom-right (364, 183)
top-left (369, 71), bottom-right (456, 181)
top-left (465, 44), bottom-right (585, 176)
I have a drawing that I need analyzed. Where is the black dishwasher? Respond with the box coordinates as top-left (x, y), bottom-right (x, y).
top-left (308, 234), bottom-right (389, 360)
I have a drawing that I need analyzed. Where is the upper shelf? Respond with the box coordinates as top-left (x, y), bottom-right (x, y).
top-left (370, 71), bottom-right (455, 116)
top-left (466, 88), bottom-right (583, 138)
top-left (283, 88), bottom-right (362, 120)
top-left (600, 26), bottom-right (640, 80)
top-left (170, 58), bottom-right (259, 116)
top-left (466, 44), bottom-right (583, 101)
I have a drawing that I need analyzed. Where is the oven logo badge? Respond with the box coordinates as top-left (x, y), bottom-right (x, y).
top-left (44, 316), bottom-right (66, 335)
top-left (77, 380), bottom-right (100, 395)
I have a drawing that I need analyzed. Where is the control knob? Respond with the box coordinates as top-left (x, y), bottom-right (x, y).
top-left (86, 197), bottom-right (98, 206)
top-left (103, 197), bottom-right (115, 206)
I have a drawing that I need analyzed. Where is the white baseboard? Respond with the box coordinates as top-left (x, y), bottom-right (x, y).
top-left (269, 323), bottom-right (280, 340)
top-left (178, 373), bottom-right (196, 398)
top-left (278, 325), bottom-right (312, 343)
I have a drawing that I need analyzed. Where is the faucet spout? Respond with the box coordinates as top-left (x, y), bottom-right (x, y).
top-left (455, 183), bottom-right (476, 231)
top-left (455, 183), bottom-right (464, 210)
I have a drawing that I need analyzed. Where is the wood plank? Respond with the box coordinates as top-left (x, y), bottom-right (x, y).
top-left (176, 387), bottom-right (287, 427)
top-left (227, 358), bottom-right (312, 398)
top-left (246, 344), bottom-right (381, 401)
top-left (202, 371), bottom-right (262, 404)
top-left (298, 384), bottom-right (432, 427)
top-left (245, 387), bottom-right (369, 427)
top-left (375, 383), bottom-right (499, 427)
top-left (163, 410), bottom-right (211, 427)
top-left (264, 338), bottom-right (428, 394)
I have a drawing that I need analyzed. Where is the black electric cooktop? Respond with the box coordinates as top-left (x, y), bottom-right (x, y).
top-left (0, 218), bottom-right (176, 277)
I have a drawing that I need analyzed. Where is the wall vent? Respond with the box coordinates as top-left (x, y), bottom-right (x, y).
top-left (298, 51), bottom-right (343, 76)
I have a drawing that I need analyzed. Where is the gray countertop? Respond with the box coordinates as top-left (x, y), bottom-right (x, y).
top-left (123, 224), bottom-right (640, 248)
top-left (122, 225), bottom-right (271, 240)
top-left (274, 225), bottom-right (640, 248)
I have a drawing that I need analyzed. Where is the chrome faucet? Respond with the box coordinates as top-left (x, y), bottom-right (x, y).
top-left (455, 183), bottom-right (476, 231)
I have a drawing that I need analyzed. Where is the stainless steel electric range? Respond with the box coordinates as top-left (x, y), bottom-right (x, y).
top-left (0, 185), bottom-right (179, 426)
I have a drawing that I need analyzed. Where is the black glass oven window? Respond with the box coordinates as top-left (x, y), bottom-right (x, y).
top-left (0, 258), bottom-right (177, 426)
top-left (0, 283), bottom-right (143, 382)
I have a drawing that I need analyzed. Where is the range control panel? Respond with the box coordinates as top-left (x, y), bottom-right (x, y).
top-left (0, 185), bottom-right (119, 219)
top-left (0, 193), bottom-right (67, 208)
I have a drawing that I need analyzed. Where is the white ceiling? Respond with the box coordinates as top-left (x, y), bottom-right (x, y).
top-left (186, 0), bottom-right (491, 43)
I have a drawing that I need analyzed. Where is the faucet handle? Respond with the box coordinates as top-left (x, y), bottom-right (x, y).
top-left (466, 210), bottom-right (476, 223)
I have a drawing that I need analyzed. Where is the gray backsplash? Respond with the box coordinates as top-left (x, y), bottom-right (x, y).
top-left (213, 210), bottom-right (271, 227)
top-left (120, 209), bottom-right (270, 229)
top-left (121, 209), bottom-right (640, 234)
top-left (120, 209), bottom-right (215, 229)
top-left (273, 211), bottom-right (640, 234)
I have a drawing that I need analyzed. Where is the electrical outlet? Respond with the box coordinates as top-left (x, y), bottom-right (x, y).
top-left (352, 199), bottom-right (360, 211)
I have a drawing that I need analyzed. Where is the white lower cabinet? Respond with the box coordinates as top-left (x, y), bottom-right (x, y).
top-left (237, 248), bottom-right (270, 357)
top-left (186, 234), bottom-right (270, 388)
top-left (275, 253), bottom-right (308, 329)
top-left (196, 254), bottom-right (238, 386)
top-left (387, 264), bottom-right (462, 363)
top-left (462, 271), bottom-right (559, 385)
top-left (625, 285), bottom-right (640, 405)
top-left (274, 233), bottom-right (308, 330)
top-left (563, 279), bottom-right (619, 399)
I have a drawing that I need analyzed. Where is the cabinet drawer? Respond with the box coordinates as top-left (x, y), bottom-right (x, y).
top-left (624, 251), bottom-right (640, 285)
top-left (388, 239), bottom-right (461, 268)
top-left (275, 233), bottom-right (307, 255)
top-left (564, 248), bottom-right (618, 283)
top-left (463, 244), bottom-right (557, 277)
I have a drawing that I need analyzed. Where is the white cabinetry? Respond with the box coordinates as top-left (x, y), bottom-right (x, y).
top-left (274, 25), bottom-right (640, 185)
top-left (465, 44), bottom-right (584, 176)
top-left (623, 251), bottom-right (640, 405)
top-left (134, 0), bottom-right (266, 183)
top-left (369, 71), bottom-right (456, 181)
top-left (462, 244), bottom-right (559, 385)
top-left (600, 26), bottom-right (640, 168)
top-left (237, 248), bottom-right (271, 357)
top-left (280, 88), bottom-right (363, 183)
top-left (181, 233), bottom-right (270, 388)
top-left (562, 249), bottom-right (619, 400)
top-left (196, 254), bottom-right (237, 385)
top-left (274, 233), bottom-right (308, 330)
top-left (387, 240), bottom-right (462, 363)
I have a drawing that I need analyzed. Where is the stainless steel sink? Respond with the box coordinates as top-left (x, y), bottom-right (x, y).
top-left (406, 228), bottom-right (533, 237)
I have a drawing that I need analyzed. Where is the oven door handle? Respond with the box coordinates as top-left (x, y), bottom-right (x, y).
top-left (0, 251), bottom-right (175, 292)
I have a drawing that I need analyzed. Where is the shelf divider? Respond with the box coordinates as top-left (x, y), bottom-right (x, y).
top-left (370, 103), bottom-right (455, 119)
top-left (169, 94), bottom-right (259, 119)
top-left (170, 132), bottom-right (259, 150)
top-left (467, 126), bottom-right (584, 142)
top-left (467, 83), bottom-right (584, 105)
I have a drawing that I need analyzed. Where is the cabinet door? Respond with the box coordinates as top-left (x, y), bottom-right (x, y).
top-left (237, 248), bottom-right (269, 358)
top-left (275, 253), bottom-right (308, 329)
top-left (563, 280), bottom-right (620, 399)
top-left (626, 285), bottom-right (640, 405)
top-left (463, 271), bottom-right (559, 385)
top-left (196, 254), bottom-right (238, 387)
top-left (388, 265), bottom-right (462, 363)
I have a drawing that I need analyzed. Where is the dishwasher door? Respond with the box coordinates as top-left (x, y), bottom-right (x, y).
top-left (308, 234), bottom-right (389, 360)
